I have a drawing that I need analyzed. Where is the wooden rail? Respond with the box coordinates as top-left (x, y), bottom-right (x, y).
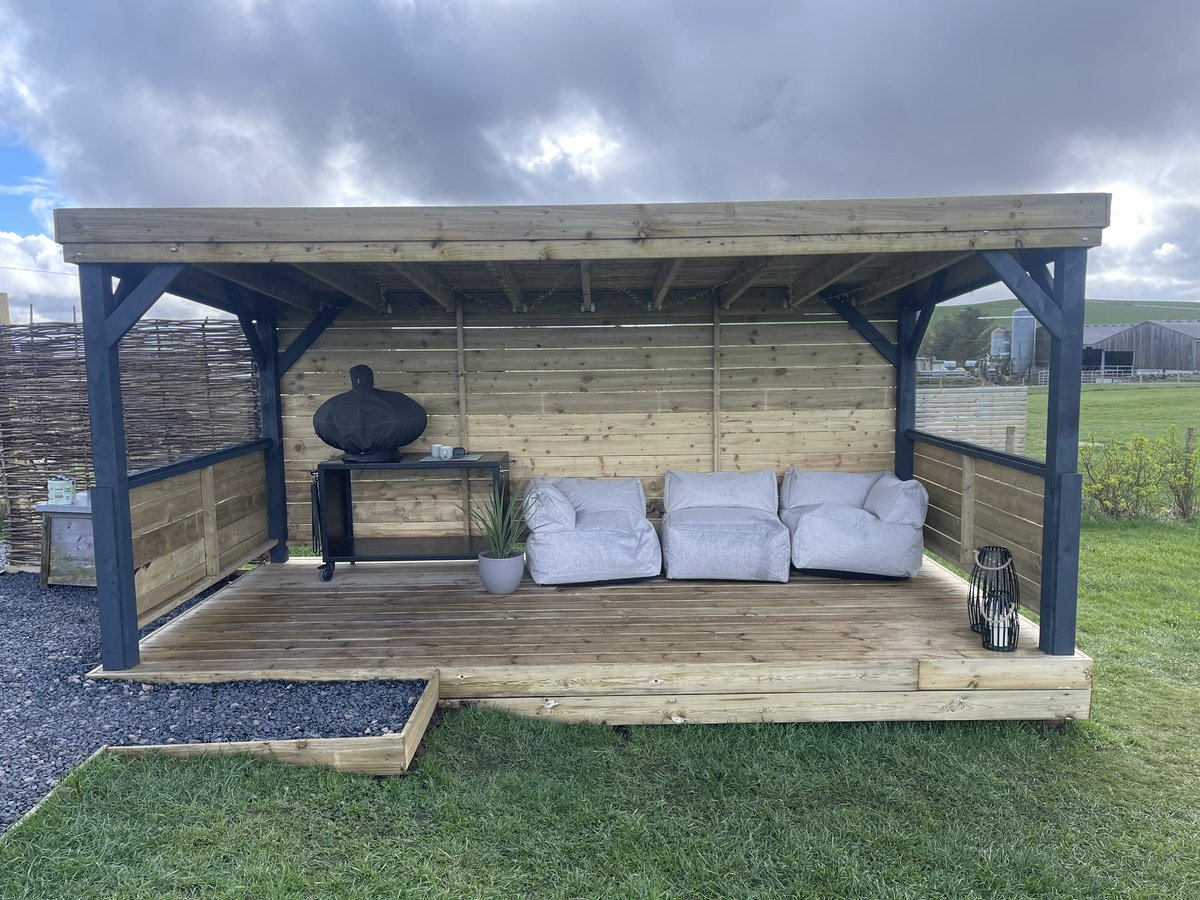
top-left (912, 438), bottom-right (1044, 607)
top-left (129, 444), bottom-right (274, 624)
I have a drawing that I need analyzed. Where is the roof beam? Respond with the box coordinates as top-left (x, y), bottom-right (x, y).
top-left (852, 252), bottom-right (974, 306)
top-left (719, 257), bottom-right (771, 309)
top-left (788, 254), bottom-right (877, 307)
top-left (292, 263), bottom-right (384, 313)
top-left (390, 263), bottom-right (456, 312)
top-left (651, 258), bottom-right (683, 311)
top-left (579, 260), bottom-right (593, 313)
top-left (485, 262), bottom-right (523, 311)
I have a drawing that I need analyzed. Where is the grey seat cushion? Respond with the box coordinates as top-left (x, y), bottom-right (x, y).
top-left (662, 506), bottom-right (791, 583)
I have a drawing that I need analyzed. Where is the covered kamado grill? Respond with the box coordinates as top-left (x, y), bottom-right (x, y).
top-left (55, 193), bottom-right (1106, 724)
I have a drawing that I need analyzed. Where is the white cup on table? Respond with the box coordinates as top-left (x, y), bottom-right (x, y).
top-left (430, 444), bottom-right (445, 459)
top-left (436, 445), bottom-right (453, 460)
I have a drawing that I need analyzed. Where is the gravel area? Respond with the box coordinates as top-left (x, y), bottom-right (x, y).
top-left (0, 571), bottom-right (425, 833)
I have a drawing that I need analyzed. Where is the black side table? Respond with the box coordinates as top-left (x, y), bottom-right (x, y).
top-left (314, 452), bottom-right (510, 581)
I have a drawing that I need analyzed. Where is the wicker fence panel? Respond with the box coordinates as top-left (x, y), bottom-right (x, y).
top-left (0, 320), bottom-right (260, 569)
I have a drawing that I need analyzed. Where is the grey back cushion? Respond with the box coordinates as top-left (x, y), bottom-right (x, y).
top-left (780, 468), bottom-right (887, 511)
top-left (863, 473), bottom-right (929, 526)
top-left (542, 476), bottom-right (647, 516)
top-left (663, 469), bottom-right (779, 515)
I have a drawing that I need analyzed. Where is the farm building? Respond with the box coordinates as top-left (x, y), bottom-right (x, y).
top-left (1084, 320), bottom-right (1200, 373)
top-left (53, 193), bottom-right (1105, 728)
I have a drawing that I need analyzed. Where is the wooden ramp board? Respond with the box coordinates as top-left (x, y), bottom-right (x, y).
top-left (91, 558), bottom-right (1092, 724)
top-left (105, 673), bottom-right (439, 775)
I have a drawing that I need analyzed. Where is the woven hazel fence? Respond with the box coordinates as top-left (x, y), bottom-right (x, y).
top-left (0, 320), bottom-right (260, 570)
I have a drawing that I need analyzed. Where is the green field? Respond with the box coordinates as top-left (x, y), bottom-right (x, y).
top-left (933, 297), bottom-right (1200, 328)
top-left (1025, 382), bottom-right (1200, 458)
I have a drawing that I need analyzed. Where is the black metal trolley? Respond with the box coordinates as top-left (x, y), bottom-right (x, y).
top-left (311, 451), bottom-right (510, 581)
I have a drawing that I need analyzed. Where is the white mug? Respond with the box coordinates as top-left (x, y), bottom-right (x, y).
top-left (431, 443), bottom-right (445, 457)
top-left (436, 445), bottom-right (453, 460)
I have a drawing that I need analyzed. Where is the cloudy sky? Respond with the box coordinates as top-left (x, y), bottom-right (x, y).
top-left (1, 0), bottom-right (1198, 321)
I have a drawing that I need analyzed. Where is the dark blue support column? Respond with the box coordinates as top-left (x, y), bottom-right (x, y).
top-left (894, 275), bottom-right (943, 480)
top-left (256, 304), bottom-right (290, 564)
top-left (1040, 248), bottom-right (1087, 655)
top-left (895, 301), bottom-right (918, 480)
top-left (79, 264), bottom-right (140, 670)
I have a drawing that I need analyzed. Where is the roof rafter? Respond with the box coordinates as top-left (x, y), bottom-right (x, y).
top-left (484, 262), bottom-right (524, 311)
top-left (651, 258), bottom-right (683, 311)
top-left (579, 261), bottom-right (593, 313)
top-left (788, 254), bottom-right (878, 307)
top-left (719, 257), bottom-right (772, 309)
top-left (390, 263), bottom-right (456, 312)
top-left (292, 263), bottom-right (384, 313)
top-left (197, 263), bottom-right (322, 314)
top-left (852, 252), bottom-right (974, 307)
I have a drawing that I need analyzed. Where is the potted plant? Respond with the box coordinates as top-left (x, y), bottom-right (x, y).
top-left (470, 483), bottom-right (526, 594)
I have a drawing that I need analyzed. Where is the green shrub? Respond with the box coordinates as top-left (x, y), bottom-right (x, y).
top-left (1155, 427), bottom-right (1199, 521)
top-left (1078, 434), bottom-right (1160, 519)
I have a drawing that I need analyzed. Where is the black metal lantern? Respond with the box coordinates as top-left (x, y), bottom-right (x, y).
top-left (968, 546), bottom-right (1021, 652)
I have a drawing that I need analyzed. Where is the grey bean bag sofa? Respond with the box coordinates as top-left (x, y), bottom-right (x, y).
top-left (523, 476), bottom-right (662, 585)
top-left (661, 469), bottom-right (791, 582)
top-left (780, 468), bottom-right (929, 578)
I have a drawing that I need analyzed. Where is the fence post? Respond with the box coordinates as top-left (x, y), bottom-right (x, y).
top-left (1005, 425), bottom-right (1016, 454)
top-left (959, 456), bottom-right (976, 567)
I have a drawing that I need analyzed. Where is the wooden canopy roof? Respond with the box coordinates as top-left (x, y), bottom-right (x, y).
top-left (54, 193), bottom-right (1110, 317)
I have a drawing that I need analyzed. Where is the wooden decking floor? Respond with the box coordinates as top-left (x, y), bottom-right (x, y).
top-left (94, 557), bottom-right (1093, 725)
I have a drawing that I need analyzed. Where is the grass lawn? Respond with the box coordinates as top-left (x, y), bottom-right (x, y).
top-left (1025, 382), bottom-right (1200, 459)
top-left (3, 522), bottom-right (1199, 898)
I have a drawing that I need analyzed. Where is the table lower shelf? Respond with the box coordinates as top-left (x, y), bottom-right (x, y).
top-left (325, 535), bottom-right (482, 563)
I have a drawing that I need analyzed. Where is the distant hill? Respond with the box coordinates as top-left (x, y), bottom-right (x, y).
top-left (932, 298), bottom-right (1200, 328)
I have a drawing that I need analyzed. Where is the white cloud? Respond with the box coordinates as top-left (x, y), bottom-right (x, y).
top-left (504, 113), bottom-right (623, 182)
top-left (1153, 241), bottom-right (1185, 261)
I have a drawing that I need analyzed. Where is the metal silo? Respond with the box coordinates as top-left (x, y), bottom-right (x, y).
top-left (1011, 307), bottom-right (1036, 376)
top-left (990, 326), bottom-right (1011, 358)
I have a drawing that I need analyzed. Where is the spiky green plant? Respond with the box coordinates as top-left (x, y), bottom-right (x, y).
top-left (469, 483), bottom-right (527, 558)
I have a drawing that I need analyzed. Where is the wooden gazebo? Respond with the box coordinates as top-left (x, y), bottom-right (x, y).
top-left (54, 193), bottom-right (1106, 724)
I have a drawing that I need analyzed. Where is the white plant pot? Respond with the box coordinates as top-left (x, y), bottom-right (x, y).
top-left (478, 551), bottom-right (524, 594)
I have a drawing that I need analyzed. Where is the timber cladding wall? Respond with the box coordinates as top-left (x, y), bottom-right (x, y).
top-left (130, 450), bottom-right (272, 624)
top-left (913, 440), bottom-right (1044, 608)
top-left (280, 295), bottom-right (896, 541)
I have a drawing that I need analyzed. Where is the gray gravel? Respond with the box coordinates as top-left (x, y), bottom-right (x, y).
top-left (0, 571), bottom-right (424, 833)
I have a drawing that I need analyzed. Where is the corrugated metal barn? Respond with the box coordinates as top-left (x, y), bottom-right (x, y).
top-left (1086, 320), bottom-right (1200, 372)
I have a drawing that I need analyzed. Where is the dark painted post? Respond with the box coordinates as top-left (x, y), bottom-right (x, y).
top-left (895, 300), bottom-right (918, 480)
top-left (256, 304), bottom-right (290, 563)
top-left (79, 264), bottom-right (140, 670)
top-left (1040, 248), bottom-right (1087, 655)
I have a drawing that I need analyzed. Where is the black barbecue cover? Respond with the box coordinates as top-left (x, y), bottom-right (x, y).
top-left (312, 365), bottom-right (428, 462)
